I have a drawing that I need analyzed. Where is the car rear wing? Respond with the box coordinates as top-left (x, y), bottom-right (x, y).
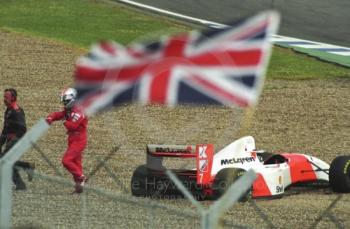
top-left (147, 144), bottom-right (196, 158)
top-left (196, 144), bottom-right (214, 185)
top-left (146, 144), bottom-right (214, 185)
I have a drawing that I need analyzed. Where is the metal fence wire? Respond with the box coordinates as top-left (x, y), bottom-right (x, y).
top-left (12, 171), bottom-right (201, 228)
top-left (11, 166), bottom-right (350, 229)
top-left (2, 120), bottom-right (350, 228)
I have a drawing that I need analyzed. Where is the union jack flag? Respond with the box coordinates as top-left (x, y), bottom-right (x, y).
top-left (74, 11), bottom-right (279, 116)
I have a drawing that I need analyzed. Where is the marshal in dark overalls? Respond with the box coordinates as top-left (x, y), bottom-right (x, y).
top-left (0, 88), bottom-right (35, 190)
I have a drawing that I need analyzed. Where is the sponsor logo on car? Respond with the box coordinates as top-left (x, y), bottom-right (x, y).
top-left (155, 147), bottom-right (191, 153)
top-left (199, 160), bottom-right (208, 172)
top-left (221, 156), bottom-right (256, 165)
top-left (276, 185), bottom-right (284, 193)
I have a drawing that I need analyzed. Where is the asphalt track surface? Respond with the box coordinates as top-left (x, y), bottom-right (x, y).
top-left (131, 0), bottom-right (350, 47)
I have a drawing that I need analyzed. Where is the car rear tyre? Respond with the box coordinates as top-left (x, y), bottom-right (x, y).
top-left (212, 168), bottom-right (248, 200)
top-left (131, 165), bottom-right (155, 197)
top-left (131, 165), bottom-right (182, 198)
top-left (329, 155), bottom-right (350, 193)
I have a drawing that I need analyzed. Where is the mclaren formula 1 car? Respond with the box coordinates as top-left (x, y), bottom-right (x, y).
top-left (131, 136), bottom-right (350, 199)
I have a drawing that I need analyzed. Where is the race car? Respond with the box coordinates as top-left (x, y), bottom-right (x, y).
top-left (131, 136), bottom-right (350, 199)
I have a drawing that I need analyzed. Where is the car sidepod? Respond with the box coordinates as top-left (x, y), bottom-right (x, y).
top-left (252, 162), bottom-right (290, 198)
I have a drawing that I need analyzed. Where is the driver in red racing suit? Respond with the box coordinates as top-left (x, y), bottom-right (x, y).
top-left (46, 88), bottom-right (88, 194)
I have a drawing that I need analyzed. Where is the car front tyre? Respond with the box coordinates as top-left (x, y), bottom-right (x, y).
top-left (329, 155), bottom-right (350, 193)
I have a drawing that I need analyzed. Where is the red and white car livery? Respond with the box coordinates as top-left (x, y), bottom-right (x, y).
top-left (210, 136), bottom-right (329, 198)
top-left (131, 136), bottom-right (350, 199)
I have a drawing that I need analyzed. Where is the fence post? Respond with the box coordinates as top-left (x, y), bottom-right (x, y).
top-left (0, 119), bottom-right (50, 228)
top-left (167, 169), bottom-right (256, 229)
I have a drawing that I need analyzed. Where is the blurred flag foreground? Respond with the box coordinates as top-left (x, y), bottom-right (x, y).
top-left (74, 11), bottom-right (280, 116)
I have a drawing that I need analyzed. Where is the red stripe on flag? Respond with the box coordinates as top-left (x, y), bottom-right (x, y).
top-left (75, 67), bottom-right (108, 82)
top-left (75, 64), bottom-right (148, 83)
top-left (149, 70), bottom-right (171, 104)
top-left (100, 41), bottom-right (118, 55)
top-left (191, 49), bottom-right (262, 66)
top-left (75, 49), bottom-right (262, 84)
top-left (164, 35), bottom-right (188, 57)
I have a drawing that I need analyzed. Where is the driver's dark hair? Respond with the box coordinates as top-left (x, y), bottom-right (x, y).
top-left (5, 88), bottom-right (17, 100)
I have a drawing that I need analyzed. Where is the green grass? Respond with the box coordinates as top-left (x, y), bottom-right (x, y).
top-left (0, 0), bottom-right (349, 79)
top-left (268, 46), bottom-right (350, 80)
top-left (0, 0), bottom-right (187, 47)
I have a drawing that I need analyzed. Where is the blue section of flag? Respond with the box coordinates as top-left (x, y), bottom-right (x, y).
top-left (178, 82), bottom-right (221, 105)
top-left (230, 74), bottom-right (257, 88)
